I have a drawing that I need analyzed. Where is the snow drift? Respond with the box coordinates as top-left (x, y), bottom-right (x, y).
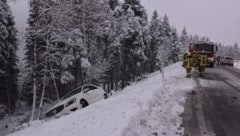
top-left (8, 62), bottom-right (195, 136)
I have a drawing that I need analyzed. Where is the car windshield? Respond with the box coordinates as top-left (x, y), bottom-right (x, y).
top-left (225, 57), bottom-right (233, 60)
top-left (83, 85), bottom-right (98, 92)
top-left (60, 87), bottom-right (82, 101)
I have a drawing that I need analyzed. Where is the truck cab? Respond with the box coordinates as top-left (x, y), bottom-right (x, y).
top-left (189, 43), bottom-right (217, 67)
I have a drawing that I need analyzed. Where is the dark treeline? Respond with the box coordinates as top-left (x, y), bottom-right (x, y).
top-left (0, 0), bottom-right (239, 120)
top-left (0, 0), bottom-right (18, 114)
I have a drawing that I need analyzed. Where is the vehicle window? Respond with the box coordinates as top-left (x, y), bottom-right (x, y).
top-left (65, 98), bottom-right (76, 107)
top-left (194, 44), bottom-right (214, 51)
top-left (45, 105), bottom-right (64, 118)
top-left (61, 87), bottom-right (82, 100)
top-left (225, 57), bottom-right (233, 60)
top-left (83, 85), bottom-right (97, 93)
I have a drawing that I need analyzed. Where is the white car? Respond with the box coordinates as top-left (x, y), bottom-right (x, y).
top-left (221, 57), bottom-right (234, 67)
top-left (45, 84), bottom-right (108, 118)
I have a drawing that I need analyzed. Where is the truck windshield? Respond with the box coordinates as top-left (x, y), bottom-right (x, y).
top-left (194, 44), bottom-right (214, 51)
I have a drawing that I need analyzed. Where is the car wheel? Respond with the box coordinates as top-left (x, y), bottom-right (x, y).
top-left (104, 94), bottom-right (108, 99)
top-left (80, 99), bottom-right (88, 108)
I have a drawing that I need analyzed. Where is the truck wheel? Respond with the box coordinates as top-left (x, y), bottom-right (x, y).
top-left (209, 63), bottom-right (214, 68)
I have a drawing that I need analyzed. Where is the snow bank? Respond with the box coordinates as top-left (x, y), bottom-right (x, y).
top-left (234, 60), bottom-right (240, 69)
top-left (8, 62), bottom-right (195, 136)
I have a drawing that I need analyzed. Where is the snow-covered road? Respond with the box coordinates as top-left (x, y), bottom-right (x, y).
top-left (8, 62), bottom-right (195, 136)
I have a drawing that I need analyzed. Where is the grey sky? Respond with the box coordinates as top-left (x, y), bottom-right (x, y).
top-left (9, 0), bottom-right (240, 46)
top-left (9, 0), bottom-right (28, 33)
top-left (9, 0), bottom-right (29, 60)
top-left (140, 0), bottom-right (240, 45)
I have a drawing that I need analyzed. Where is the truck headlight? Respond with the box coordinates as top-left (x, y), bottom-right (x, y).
top-left (208, 58), bottom-right (214, 61)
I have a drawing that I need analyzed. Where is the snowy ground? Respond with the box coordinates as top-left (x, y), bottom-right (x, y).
top-left (7, 62), bottom-right (195, 136)
top-left (234, 60), bottom-right (240, 69)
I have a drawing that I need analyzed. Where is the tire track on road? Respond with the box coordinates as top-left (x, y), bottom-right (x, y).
top-left (183, 72), bottom-right (208, 136)
top-left (221, 67), bottom-right (240, 93)
top-left (194, 73), bottom-right (226, 136)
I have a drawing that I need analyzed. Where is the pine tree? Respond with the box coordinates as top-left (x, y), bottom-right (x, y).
top-left (233, 42), bottom-right (240, 59)
top-left (226, 46), bottom-right (234, 58)
top-left (55, 0), bottom-right (111, 89)
top-left (109, 0), bottom-right (120, 10)
top-left (161, 14), bottom-right (171, 37)
top-left (169, 28), bottom-right (180, 63)
top-left (24, 0), bottom-right (61, 120)
top-left (216, 43), bottom-right (227, 58)
top-left (118, 0), bottom-right (148, 87)
top-left (0, 0), bottom-right (19, 113)
top-left (179, 27), bottom-right (189, 54)
top-left (147, 10), bottom-right (162, 72)
top-left (98, 0), bottom-right (124, 91)
top-left (24, 0), bottom-right (42, 120)
top-left (157, 14), bottom-right (172, 67)
top-left (190, 33), bottom-right (199, 43)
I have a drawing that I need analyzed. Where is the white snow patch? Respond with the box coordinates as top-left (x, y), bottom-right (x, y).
top-left (234, 60), bottom-right (240, 69)
top-left (8, 62), bottom-right (195, 136)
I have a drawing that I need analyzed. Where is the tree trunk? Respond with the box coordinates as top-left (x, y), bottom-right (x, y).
top-left (37, 73), bottom-right (46, 120)
top-left (30, 41), bottom-right (37, 121)
top-left (50, 65), bottom-right (60, 101)
top-left (52, 73), bottom-right (60, 101)
top-left (5, 77), bottom-right (11, 113)
top-left (30, 75), bottom-right (37, 121)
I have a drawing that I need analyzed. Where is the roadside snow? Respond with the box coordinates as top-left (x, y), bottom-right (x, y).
top-left (8, 62), bottom-right (195, 136)
top-left (234, 60), bottom-right (240, 69)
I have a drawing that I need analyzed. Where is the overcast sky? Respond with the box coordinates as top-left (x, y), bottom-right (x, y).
top-left (9, 0), bottom-right (240, 46)
top-left (140, 0), bottom-right (240, 46)
top-left (9, 0), bottom-right (28, 33)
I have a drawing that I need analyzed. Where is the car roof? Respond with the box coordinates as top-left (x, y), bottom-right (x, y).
top-left (60, 84), bottom-right (99, 101)
top-left (60, 86), bottom-right (82, 100)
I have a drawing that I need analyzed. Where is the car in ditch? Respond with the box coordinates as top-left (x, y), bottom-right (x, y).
top-left (45, 84), bottom-right (108, 118)
top-left (221, 57), bottom-right (234, 67)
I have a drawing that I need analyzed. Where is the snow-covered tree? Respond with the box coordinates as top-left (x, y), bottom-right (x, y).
top-left (179, 27), bottom-right (190, 54)
top-left (24, 0), bottom-right (64, 120)
top-left (169, 27), bottom-right (180, 63)
top-left (147, 10), bottom-right (162, 72)
top-left (189, 34), bottom-right (199, 43)
top-left (0, 0), bottom-right (19, 113)
top-left (119, 0), bottom-right (148, 86)
top-left (156, 14), bottom-right (172, 67)
top-left (24, 0), bottom-right (43, 120)
top-left (233, 42), bottom-right (240, 59)
top-left (222, 42), bottom-right (240, 59)
top-left (109, 0), bottom-right (120, 10)
top-left (24, 0), bottom-right (115, 119)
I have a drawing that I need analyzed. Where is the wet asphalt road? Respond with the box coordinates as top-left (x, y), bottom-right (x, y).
top-left (183, 66), bottom-right (240, 136)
